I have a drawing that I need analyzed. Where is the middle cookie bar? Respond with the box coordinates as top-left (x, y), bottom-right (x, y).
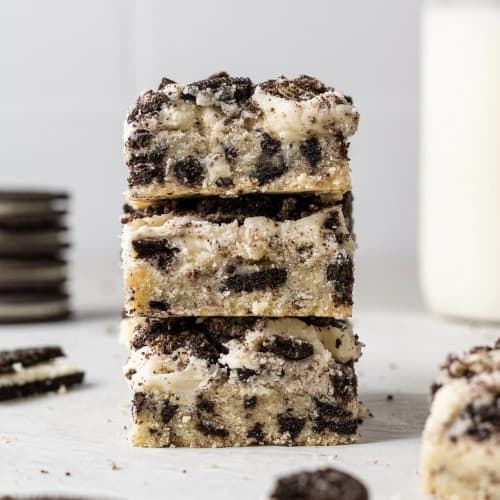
top-left (122, 193), bottom-right (355, 317)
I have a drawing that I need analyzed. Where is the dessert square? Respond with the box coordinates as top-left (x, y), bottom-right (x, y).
top-left (124, 73), bottom-right (358, 201)
top-left (124, 316), bottom-right (363, 447)
top-left (122, 193), bottom-right (354, 317)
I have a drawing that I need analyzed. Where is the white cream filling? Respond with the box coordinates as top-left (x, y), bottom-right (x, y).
top-left (251, 86), bottom-right (358, 142)
top-left (0, 201), bottom-right (53, 216)
top-left (0, 300), bottom-right (69, 319)
top-left (0, 231), bottom-right (61, 246)
top-left (0, 265), bottom-right (66, 283)
top-left (0, 358), bottom-right (78, 387)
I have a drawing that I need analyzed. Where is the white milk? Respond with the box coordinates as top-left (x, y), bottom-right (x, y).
top-left (420, 0), bottom-right (500, 321)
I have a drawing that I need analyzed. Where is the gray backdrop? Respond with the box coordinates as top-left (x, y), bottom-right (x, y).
top-left (0, 0), bottom-right (420, 260)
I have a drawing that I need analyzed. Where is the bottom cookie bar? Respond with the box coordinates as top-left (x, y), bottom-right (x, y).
top-left (123, 317), bottom-right (363, 447)
top-left (420, 339), bottom-right (500, 499)
top-left (0, 346), bottom-right (84, 401)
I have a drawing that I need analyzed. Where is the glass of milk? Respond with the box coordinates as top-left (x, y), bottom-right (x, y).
top-left (420, 0), bottom-right (500, 321)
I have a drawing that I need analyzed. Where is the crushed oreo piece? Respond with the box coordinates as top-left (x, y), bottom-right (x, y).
top-left (161, 400), bottom-right (178, 423)
top-left (259, 75), bottom-right (331, 101)
top-left (326, 255), bottom-right (354, 305)
top-left (182, 73), bottom-right (254, 107)
top-left (127, 90), bottom-right (169, 124)
top-left (128, 164), bottom-right (165, 187)
top-left (148, 301), bottom-right (170, 312)
top-left (132, 238), bottom-right (179, 270)
top-left (247, 422), bottom-right (264, 443)
top-left (222, 144), bottom-right (238, 163)
top-left (222, 268), bottom-right (287, 293)
top-left (251, 154), bottom-right (288, 186)
top-left (313, 398), bottom-right (358, 434)
top-left (197, 420), bottom-right (229, 438)
top-left (277, 410), bottom-right (305, 440)
top-left (300, 137), bottom-right (322, 167)
top-left (244, 396), bottom-right (257, 409)
top-left (270, 467), bottom-right (368, 500)
top-left (260, 336), bottom-right (313, 361)
top-left (132, 392), bottom-right (147, 415)
top-left (236, 368), bottom-right (257, 381)
top-left (171, 157), bottom-right (204, 186)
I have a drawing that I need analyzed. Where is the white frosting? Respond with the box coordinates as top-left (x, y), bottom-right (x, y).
top-left (0, 358), bottom-right (78, 387)
top-left (0, 201), bottom-right (53, 216)
top-left (251, 85), bottom-right (358, 142)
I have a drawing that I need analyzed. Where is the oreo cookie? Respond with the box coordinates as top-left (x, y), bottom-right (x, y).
top-left (0, 345), bottom-right (84, 401)
top-left (0, 191), bottom-right (70, 321)
top-left (270, 467), bottom-right (368, 500)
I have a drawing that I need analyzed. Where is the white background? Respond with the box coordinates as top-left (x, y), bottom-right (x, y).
top-left (0, 0), bottom-right (420, 261)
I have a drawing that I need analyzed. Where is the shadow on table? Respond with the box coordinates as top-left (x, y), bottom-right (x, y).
top-left (359, 392), bottom-right (429, 444)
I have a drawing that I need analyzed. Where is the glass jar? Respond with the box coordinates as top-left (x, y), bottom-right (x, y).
top-left (420, 0), bottom-right (500, 321)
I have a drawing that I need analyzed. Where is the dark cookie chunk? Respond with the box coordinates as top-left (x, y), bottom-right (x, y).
top-left (222, 143), bottom-right (238, 163)
top-left (236, 368), bottom-right (257, 382)
top-left (0, 346), bottom-right (64, 375)
top-left (260, 336), bottom-right (313, 361)
top-left (323, 210), bottom-right (348, 243)
top-left (128, 164), bottom-right (165, 187)
top-left (222, 268), bottom-right (287, 293)
top-left (189, 334), bottom-right (220, 364)
top-left (215, 177), bottom-right (234, 188)
top-left (270, 467), bottom-right (368, 500)
top-left (201, 317), bottom-right (258, 344)
top-left (300, 137), bottom-right (322, 167)
top-left (456, 396), bottom-right (500, 442)
top-left (277, 410), bottom-right (305, 440)
top-left (0, 372), bottom-right (84, 402)
top-left (340, 191), bottom-right (354, 234)
top-left (161, 400), bottom-right (178, 424)
top-left (197, 420), bottom-right (229, 438)
top-left (261, 133), bottom-right (282, 156)
top-left (132, 238), bottom-right (179, 270)
top-left (331, 362), bottom-right (358, 401)
top-left (128, 143), bottom-right (167, 166)
top-left (326, 255), bottom-right (353, 306)
top-left (148, 301), bottom-right (170, 312)
top-left (123, 193), bottom-right (349, 225)
top-left (313, 398), bottom-right (358, 435)
top-left (127, 129), bottom-right (154, 149)
top-left (259, 75), bottom-right (331, 101)
top-left (183, 73), bottom-right (254, 107)
top-left (247, 422), bottom-right (264, 443)
top-left (172, 157), bottom-right (204, 186)
top-left (132, 392), bottom-right (147, 415)
top-left (301, 318), bottom-right (348, 330)
top-left (127, 90), bottom-right (169, 124)
top-left (158, 77), bottom-right (177, 90)
top-left (124, 368), bottom-right (136, 380)
top-left (244, 396), bottom-right (257, 409)
top-left (251, 154), bottom-right (288, 186)
top-left (197, 397), bottom-right (215, 414)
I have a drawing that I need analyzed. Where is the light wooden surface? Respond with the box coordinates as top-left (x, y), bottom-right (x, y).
top-left (1, 257), bottom-right (498, 499)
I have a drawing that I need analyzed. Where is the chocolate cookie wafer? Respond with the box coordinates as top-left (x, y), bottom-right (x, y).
top-left (0, 346), bottom-right (84, 401)
top-left (0, 292), bottom-right (70, 323)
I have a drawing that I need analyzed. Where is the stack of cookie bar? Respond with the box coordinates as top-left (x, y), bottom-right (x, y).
top-left (121, 73), bottom-right (362, 447)
top-left (0, 191), bottom-right (70, 323)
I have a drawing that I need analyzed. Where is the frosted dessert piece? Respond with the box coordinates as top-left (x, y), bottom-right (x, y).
top-left (123, 316), bottom-right (363, 447)
top-left (420, 339), bottom-right (500, 499)
top-left (124, 73), bottom-right (358, 201)
top-left (122, 193), bottom-right (355, 318)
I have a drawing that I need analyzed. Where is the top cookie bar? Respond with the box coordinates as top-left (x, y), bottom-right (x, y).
top-left (124, 73), bottom-right (359, 201)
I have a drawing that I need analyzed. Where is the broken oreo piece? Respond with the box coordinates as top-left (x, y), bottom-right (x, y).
top-left (269, 467), bottom-right (368, 500)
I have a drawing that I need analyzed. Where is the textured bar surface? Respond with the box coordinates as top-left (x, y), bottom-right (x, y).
top-left (122, 193), bottom-right (355, 317)
top-left (420, 339), bottom-right (500, 499)
top-left (123, 317), bottom-right (363, 447)
top-left (124, 73), bottom-right (358, 201)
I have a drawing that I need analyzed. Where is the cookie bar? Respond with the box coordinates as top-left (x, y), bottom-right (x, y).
top-left (269, 467), bottom-right (368, 500)
top-left (420, 339), bottom-right (500, 499)
top-left (0, 346), bottom-right (84, 400)
top-left (123, 316), bottom-right (363, 447)
top-left (124, 73), bottom-right (358, 201)
top-left (122, 193), bottom-right (355, 317)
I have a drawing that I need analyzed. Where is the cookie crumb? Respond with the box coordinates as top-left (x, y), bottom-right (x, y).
top-left (107, 459), bottom-right (120, 470)
top-left (386, 394), bottom-right (394, 401)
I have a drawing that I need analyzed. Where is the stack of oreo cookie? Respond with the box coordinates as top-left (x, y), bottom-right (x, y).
top-left (0, 191), bottom-right (70, 322)
top-left (121, 73), bottom-right (363, 448)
